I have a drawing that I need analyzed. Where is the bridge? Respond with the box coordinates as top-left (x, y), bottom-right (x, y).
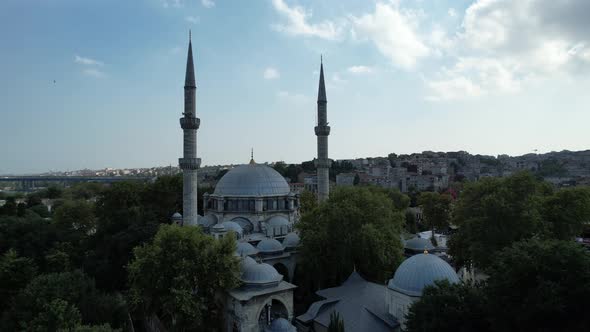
top-left (0, 176), bottom-right (154, 191)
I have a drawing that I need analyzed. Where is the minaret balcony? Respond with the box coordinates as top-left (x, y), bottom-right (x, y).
top-left (314, 125), bottom-right (331, 136)
top-left (179, 158), bottom-right (201, 170)
top-left (180, 117), bottom-right (200, 129)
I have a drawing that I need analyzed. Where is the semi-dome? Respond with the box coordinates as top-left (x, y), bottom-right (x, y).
top-left (264, 318), bottom-right (296, 332)
top-left (221, 221), bottom-right (243, 237)
top-left (236, 242), bottom-right (259, 257)
top-left (405, 237), bottom-right (435, 252)
top-left (257, 238), bottom-right (284, 255)
top-left (388, 253), bottom-right (459, 297)
top-left (214, 163), bottom-right (290, 197)
top-left (240, 262), bottom-right (283, 288)
top-left (282, 232), bottom-right (300, 249)
top-left (266, 215), bottom-right (290, 236)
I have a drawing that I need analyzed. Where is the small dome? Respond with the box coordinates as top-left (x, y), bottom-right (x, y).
top-left (266, 216), bottom-right (290, 236)
top-left (200, 214), bottom-right (218, 227)
top-left (283, 232), bottom-right (300, 249)
top-left (405, 237), bottom-right (435, 252)
top-left (240, 255), bottom-right (257, 270)
top-left (211, 223), bottom-right (225, 232)
top-left (388, 253), bottom-right (459, 297)
top-left (236, 242), bottom-right (259, 257)
top-left (257, 238), bottom-right (284, 255)
top-left (214, 163), bottom-right (290, 197)
top-left (265, 318), bottom-right (296, 332)
top-left (171, 212), bottom-right (182, 220)
top-left (241, 262), bottom-right (283, 288)
top-left (221, 221), bottom-right (243, 237)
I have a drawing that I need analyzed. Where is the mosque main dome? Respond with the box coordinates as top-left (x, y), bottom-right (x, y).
top-left (214, 162), bottom-right (290, 197)
top-left (388, 253), bottom-right (459, 297)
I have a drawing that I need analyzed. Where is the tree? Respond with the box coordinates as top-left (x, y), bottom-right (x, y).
top-left (449, 172), bottom-right (549, 269)
top-left (273, 161), bottom-right (288, 176)
top-left (405, 281), bottom-right (490, 332)
top-left (405, 210), bottom-right (418, 234)
top-left (297, 187), bottom-right (404, 290)
top-left (128, 225), bottom-right (239, 330)
top-left (0, 249), bottom-right (38, 312)
top-left (541, 186), bottom-right (590, 240)
top-left (485, 239), bottom-right (590, 331)
top-left (328, 311), bottom-right (345, 332)
top-left (418, 192), bottom-right (452, 245)
top-left (299, 190), bottom-right (317, 215)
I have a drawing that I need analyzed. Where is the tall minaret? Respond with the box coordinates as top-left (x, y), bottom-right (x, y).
top-left (315, 57), bottom-right (331, 202)
top-left (179, 31), bottom-right (200, 225)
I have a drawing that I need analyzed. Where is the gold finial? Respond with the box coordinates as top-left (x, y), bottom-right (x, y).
top-left (249, 148), bottom-right (255, 164)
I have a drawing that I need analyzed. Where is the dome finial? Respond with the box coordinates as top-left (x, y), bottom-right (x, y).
top-left (424, 247), bottom-right (429, 254)
top-left (249, 148), bottom-right (256, 164)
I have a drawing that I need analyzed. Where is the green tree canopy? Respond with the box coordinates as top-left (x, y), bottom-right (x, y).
top-left (297, 186), bottom-right (404, 289)
top-left (405, 281), bottom-right (489, 332)
top-left (541, 186), bottom-right (590, 240)
top-left (485, 239), bottom-right (590, 332)
top-left (0, 249), bottom-right (38, 312)
top-left (128, 224), bottom-right (239, 330)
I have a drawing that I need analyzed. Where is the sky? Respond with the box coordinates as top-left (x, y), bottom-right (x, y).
top-left (1, 0), bottom-right (589, 174)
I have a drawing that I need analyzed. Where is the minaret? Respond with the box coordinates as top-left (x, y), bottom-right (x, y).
top-left (179, 31), bottom-right (200, 225)
top-left (315, 57), bottom-right (331, 202)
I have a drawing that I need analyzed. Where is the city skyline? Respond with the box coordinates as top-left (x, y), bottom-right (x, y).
top-left (2, 0), bottom-right (590, 174)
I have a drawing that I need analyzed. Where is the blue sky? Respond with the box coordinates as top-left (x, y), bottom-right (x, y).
top-left (1, 0), bottom-right (589, 174)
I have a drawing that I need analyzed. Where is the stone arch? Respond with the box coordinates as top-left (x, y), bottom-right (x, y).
top-left (257, 298), bottom-right (289, 328)
top-left (273, 262), bottom-right (290, 283)
top-left (231, 217), bottom-right (254, 234)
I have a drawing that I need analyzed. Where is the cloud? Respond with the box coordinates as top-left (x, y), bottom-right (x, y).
top-left (270, 0), bottom-right (343, 40)
top-left (347, 65), bottom-right (373, 74)
top-left (448, 8), bottom-right (457, 18)
top-left (201, 0), bottom-right (215, 8)
top-left (263, 67), bottom-right (280, 79)
top-left (350, 2), bottom-right (429, 69)
top-left (185, 16), bottom-right (200, 24)
top-left (162, 0), bottom-right (183, 8)
top-left (82, 68), bottom-right (106, 78)
top-left (426, 0), bottom-right (590, 101)
top-left (74, 55), bottom-right (103, 66)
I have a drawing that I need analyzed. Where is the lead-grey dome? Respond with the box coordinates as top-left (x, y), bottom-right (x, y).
top-left (221, 221), bottom-right (243, 237)
top-left (257, 238), bottom-right (284, 255)
top-left (405, 237), bottom-right (435, 252)
top-left (283, 232), bottom-right (300, 249)
top-left (240, 262), bottom-right (283, 288)
top-left (266, 215), bottom-right (290, 236)
top-left (388, 253), bottom-right (459, 297)
top-left (264, 318), bottom-right (296, 332)
top-left (236, 242), bottom-right (259, 257)
top-left (214, 163), bottom-right (290, 197)
top-left (240, 255), bottom-right (257, 270)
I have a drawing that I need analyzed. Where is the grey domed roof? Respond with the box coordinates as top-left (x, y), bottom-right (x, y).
top-left (264, 318), bottom-right (296, 332)
top-left (240, 262), bottom-right (283, 288)
top-left (283, 232), bottom-right (300, 248)
top-left (240, 256), bottom-right (257, 269)
top-left (171, 212), bottom-right (182, 220)
top-left (200, 214), bottom-right (218, 227)
top-left (266, 216), bottom-right (290, 236)
top-left (221, 221), bottom-right (243, 236)
top-left (257, 238), bottom-right (284, 255)
top-left (405, 237), bottom-right (435, 252)
top-left (388, 253), bottom-right (459, 297)
top-left (236, 242), bottom-right (259, 257)
top-left (214, 163), bottom-right (290, 197)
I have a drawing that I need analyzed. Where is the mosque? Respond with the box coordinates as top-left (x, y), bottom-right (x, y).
top-left (174, 35), bottom-right (459, 332)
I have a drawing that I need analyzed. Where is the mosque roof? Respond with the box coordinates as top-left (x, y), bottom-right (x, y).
top-left (388, 253), bottom-right (459, 297)
top-left (213, 163), bottom-right (290, 197)
top-left (236, 242), bottom-right (259, 257)
top-left (283, 232), bottom-right (300, 249)
top-left (240, 262), bottom-right (283, 288)
top-left (221, 221), bottom-right (243, 236)
top-left (257, 238), bottom-right (285, 255)
top-left (404, 237), bottom-right (435, 251)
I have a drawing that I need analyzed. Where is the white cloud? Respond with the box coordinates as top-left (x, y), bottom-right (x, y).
top-left (201, 0), bottom-right (215, 8)
top-left (270, 0), bottom-right (342, 40)
top-left (74, 55), bottom-right (103, 66)
top-left (263, 67), bottom-right (280, 79)
top-left (82, 68), bottom-right (106, 78)
top-left (350, 2), bottom-right (429, 69)
top-left (426, 0), bottom-right (590, 101)
top-left (448, 8), bottom-right (457, 18)
top-left (185, 16), bottom-right (200, 24)
top-left (347, 65), bottom-right (373, 74)
top-left (162, 0), bottom-right (183, 8)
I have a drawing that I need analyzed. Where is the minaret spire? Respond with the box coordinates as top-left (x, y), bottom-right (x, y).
top-left (179, 32), bottom-right (201, 226)
top-left (315, 57), bottom-right (331, 203)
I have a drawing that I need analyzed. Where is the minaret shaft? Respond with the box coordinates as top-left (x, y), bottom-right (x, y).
top-left (315, 61), bottom-right (330, 202)
top-left (179, 37), bottom-right (200, 225)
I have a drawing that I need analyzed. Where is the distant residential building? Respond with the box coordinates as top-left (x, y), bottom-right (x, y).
top-left (336, 173), bottom-right (356, 186)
